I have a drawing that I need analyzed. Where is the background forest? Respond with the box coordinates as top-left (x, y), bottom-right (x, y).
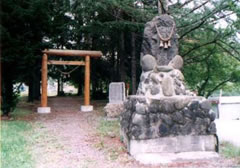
top-left (1, 0), bottom-right (240, 115)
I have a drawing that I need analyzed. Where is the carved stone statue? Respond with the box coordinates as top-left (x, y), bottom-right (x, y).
top-left (137, 14), bottom-right (192, 97)
top-left (141, 14), bottom-right (178, 66)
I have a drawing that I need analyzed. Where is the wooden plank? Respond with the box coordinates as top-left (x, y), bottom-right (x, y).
top-left (41, 54), bottom-right (48, 107)
top-left (43, 49), bottom-right (102, 57)
top-left (84, 55), bottom-right (90, 106)
top-left (48, 60), bottom-right (85, 66)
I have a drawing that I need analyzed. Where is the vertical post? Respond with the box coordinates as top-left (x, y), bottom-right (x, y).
top-left (41, 54), bottom-right (48, 107)
top-left (84, 55), bottom-right (90, 106)
top-left (37, 54), bottom-right (50, 113)
top-left (81, 55), bottom-right (93, 112)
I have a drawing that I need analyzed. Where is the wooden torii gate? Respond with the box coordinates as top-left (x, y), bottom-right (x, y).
top-left (37, 49), bottom-right (102, 113)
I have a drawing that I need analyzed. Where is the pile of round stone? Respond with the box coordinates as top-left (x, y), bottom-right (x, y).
top-left (137, 55), bottom-right (195, 97)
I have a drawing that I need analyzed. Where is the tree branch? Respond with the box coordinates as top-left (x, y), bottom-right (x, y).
top-left (185, 47), bottom-right (215, 65)
top-left (178, 3), bottom-right (229, 29)
top-left (189, 0), bottom-right (211, 14)
top-left (207, 11), bottom-right (235, 25)
top-left (216, 42), bottom-right (240, 62)
top-left (179, 20), bottom-right (206, 40)
top-left (182, 40), bottom-right (217, 57)
top-left (178, 0), bottom-right (194, 9)
top-left (198, 60), bottom-right (211, 96)
top-left (219, 40), bottom-right (240, 55)
top-left (206, 78), bottom-right (232, 97)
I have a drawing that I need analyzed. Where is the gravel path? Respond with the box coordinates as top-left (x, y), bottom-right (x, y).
top-left (29, 97), bottom-right (239, 168)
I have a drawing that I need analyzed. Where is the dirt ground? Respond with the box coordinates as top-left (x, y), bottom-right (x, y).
top-left (19, 97), bottom-right (239, 168)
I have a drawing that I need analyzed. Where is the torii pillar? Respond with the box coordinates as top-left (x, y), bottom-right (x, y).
top-left (37, 49), bottom-right (102, 113)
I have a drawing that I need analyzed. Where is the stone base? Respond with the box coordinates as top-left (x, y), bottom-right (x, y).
top-left (80, 105), bottom-right (93, 112)
top-left (121, 95), bottom-right (216, 140)
top-left (37, 107), bottom-right (51, 114)
top-left (128, 135), bottom-right (217, 156)
top-left (123, 135), bottom-right (218, 165)
top-left (134, 152), bottom-right (219, 165)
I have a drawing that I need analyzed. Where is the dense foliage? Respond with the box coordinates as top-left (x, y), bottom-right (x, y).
top-left (1, 0), bottom-right (240, 115)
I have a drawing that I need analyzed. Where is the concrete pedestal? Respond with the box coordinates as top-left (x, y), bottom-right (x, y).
top-left (134, 152), bottom-right (219, 165)
top-left (128, 135), bottom-right (217, 156)
top-left (124, 135), bottom-right (218, 165)
top-left (37, 107), bottom-right (51, 114)
top-left (80, 105), bottom-right (93, 112)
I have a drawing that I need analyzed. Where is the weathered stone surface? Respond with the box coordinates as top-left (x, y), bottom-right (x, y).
top-left (162, 76), bottom-right (175, 96)
top-left (149, 101), bottom-right (160, 113)
top-left (131, 125), bottom-right (142, 139)
top-left (132, 113), bottom-right (147, 126)
top-left (174, 97), bottom-right (192, 110)
top-left (141, 54), bottom-right (157, 72)
top-left (151, 85), bottom-right (160, 95)
top-left (104, 103), bottom-right (125, 118)
top-left (121, 96), bottom-right (215, 140)
top-left (182, 108), bottom-right (192, 119)
top-left (150, 73), bottom-right (161, 84)
top-left (171, 69), bottom-right (184, 81)
top-left (141, 15), bottom-right (178, 65)
top-left (149, 114), bottom-right (160, 124)
top-left (168, 55), bottom-right (184, 69)
top-left (159, 99), bottom-right (176, 113)
top-left (194, 108), bottom-right (205, 118)
top-left (137, 57), bottom-right (195, 98)
top-left (172, 112), bottom-right (185, 124)
top-left (200, 100), bottom-right (211, 111)
top-left (136, 103), bottom-right (146, 115)
top-left (155, 65), bottom-right (173, 72)
top-left (159, 123), bottom-right (170, 136)
top-left (109, 82), bottom-right (125, 103)
top-left (208, 122), bottom-right (217, 134)
top-left (160, 113), bottom-right (173, 126)
top-left (189, 100), bottom-right (200, 110)
top-left (209, 112), bottom-right (216, 121)
top-left (181, 121), bottom-right (193, 135)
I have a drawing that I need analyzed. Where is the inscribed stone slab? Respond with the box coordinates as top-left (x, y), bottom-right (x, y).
top-left (109, 82), bottom-right (126, 103)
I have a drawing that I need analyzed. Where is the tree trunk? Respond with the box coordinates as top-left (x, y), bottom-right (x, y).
top-left (119, 32), bottom-right (126, 82)
top-left (77, 82), bottom-right (82, 96)
top-left (28, 72), bottom-right (35, 102)
top-left (60, 77), bottom-right (64, 92)
top-left (158, 0), bottom-right (169, 14)
top-left (2, 75), bottom-right (13, 115)
top-left (34, 74), bottom-right (41, 100)
top-left (110, 47), bottom-right (116, 81)
top-left (28, 70), bottom-right (41, 102)
top-left (57, 77), bottom-right (60, 96)
top-left (28, 79), bottom-right (34, 102)
top-left (0, 58), bottom-right (2, 106)
top-left (131, 32), bottom-right (137, 95)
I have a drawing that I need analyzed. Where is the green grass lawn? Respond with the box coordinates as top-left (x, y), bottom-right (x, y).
top-left (220, 142), bottom-right (240, 162)
top-left (1, 109), bottom-right (34, 168)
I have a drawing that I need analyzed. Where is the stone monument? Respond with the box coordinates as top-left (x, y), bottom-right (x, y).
top-left (120, 14), bottom-right (218, 164)
top-left (104, 82), bottom-right (126, 118)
